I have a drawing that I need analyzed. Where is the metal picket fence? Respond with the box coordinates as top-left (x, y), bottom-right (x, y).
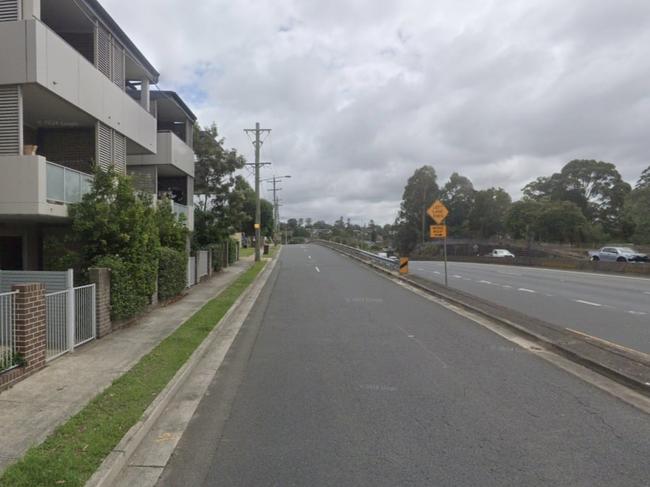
top-left (0, 291), bottom-right (17, 372)
top-left (46, 290), bottom-right (69, 361)
top-left (45, 284), bottom-right (96, 362)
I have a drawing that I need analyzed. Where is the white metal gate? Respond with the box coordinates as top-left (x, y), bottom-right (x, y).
top-left (45, 284), bottom-right (96, 362)
top-left (0, 291), bottom-right (17, 372)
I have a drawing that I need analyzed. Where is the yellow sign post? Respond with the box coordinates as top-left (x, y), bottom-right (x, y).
top-left (254, 223), bottom-right (261, 229)
top-left (427, 200), bottom-right (450, 287)
top-left (399, 257), bottom-right (409, 275)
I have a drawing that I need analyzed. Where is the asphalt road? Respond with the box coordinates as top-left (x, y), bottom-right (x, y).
top-left (410, 261), bottom-right (650, 354)
top-left (158, 245), bottom-right (650, 487)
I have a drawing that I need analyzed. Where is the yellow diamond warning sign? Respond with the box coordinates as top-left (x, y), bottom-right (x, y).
top-left (427, 200), bottom-right (449, 224)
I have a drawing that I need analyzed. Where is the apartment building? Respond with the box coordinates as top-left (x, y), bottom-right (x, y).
top-left (128, 90), bottom-right (196, 232)
top-left (0, 0), bottom-right (196, 269)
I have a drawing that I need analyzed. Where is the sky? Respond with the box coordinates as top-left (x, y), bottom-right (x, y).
top-left (103, 0), bottom-right (650, 225)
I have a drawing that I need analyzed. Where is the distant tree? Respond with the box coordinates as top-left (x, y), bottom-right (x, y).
top-left (624, 185), bottom-right (650, 243)
top-left (468, 187), bottom-right (512, 238)
top-left (506, 199), bottom-right (543, 240)
top-left (305, 218), bottom-right (313, 228)
top-left (522, 160), bottom-right (631, 237)
top-left (536, 201), bottom-right (589, 244)
top-left (440, 172), bottom-right (475, 236)
top-left (395, 165), bottom-right (439, 253)
top-left (636, 166), bottom-right (650, 190)
top-left (287, 218), bottom-right (298, 230)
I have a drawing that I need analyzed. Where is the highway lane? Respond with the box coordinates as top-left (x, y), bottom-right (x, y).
top-left (158, 244), bottom-right (650, 487)
top-left (411, 261), bottom-right (650, 354)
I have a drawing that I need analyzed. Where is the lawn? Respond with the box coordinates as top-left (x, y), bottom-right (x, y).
top-left (0, 260), bottom-right (267, 487)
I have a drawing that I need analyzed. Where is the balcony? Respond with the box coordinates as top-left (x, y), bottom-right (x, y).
top-left (46, 162), bottom-right (93, 204)
top-left (172, 202), bottom-right (189, 222)
top-left (127, 131), bottom-right (195, 177)
top-left (0, 155), bottom-right (92, 219)
top-left (0, 19), bottom-right (157, 153)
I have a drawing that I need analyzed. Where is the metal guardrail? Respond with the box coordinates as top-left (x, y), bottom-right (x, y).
top-left (315, 240), bottom-right (399, 271)
top-left (0, 291), bottom-right (18, 372)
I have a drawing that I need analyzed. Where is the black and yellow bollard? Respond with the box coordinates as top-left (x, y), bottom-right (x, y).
top-left (399, 257), bottom-right (409, 275)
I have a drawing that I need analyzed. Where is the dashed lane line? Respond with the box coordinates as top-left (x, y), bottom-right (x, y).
top-left (315, 266), bottom-right (320, 273)
top-left (575, 299), bottom-right (602, 307)
top-left (518, 288), bottom-right (536, 293)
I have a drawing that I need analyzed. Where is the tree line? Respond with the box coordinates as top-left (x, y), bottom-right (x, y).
top-left (191, 124), bottom-right (275, 248)
top-left (394, 160), bottom-right (650, 254)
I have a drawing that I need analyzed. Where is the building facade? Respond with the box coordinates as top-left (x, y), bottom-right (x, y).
top-left (0, 0), bottom-right (196, 269)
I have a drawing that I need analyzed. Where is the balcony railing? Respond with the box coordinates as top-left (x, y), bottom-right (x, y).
top-left (46, 162), bottom-right (93, 204)
top-left (172, 202), bottom-right (189, 222)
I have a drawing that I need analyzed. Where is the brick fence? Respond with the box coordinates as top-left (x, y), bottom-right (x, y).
top-left (0, 283), bottom-right (47, 392)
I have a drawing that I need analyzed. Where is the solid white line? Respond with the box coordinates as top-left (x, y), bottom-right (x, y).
top-left (575, 299), bottom-right (602, 307)
top-left (518, 288), bottom-right (536, 293)
top-left (315, 266), bottom-right (320, 273)
top-left (433, 271), bottom-right (441, 275)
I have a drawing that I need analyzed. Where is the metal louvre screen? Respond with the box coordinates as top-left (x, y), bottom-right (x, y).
top-left (96, 122), bottom-right (113, 171)
top-left (0, 85), bottom-right (21, 155)
top-left (111, 40), bottom-right (125, 89)
top-left (112, 131), bottom-right (126, 174)
top-left (0, 0), bottom-right (19, 22)
top-left (96, 25), bottom-right (111, 79)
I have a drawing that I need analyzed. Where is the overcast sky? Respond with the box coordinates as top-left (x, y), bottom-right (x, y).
top-left (104, 0), bottom-right (650, 225)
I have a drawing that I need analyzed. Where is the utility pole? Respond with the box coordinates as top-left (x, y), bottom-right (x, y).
top-left (263, 174), bottom-right (291, 241)
top-left (244, 122), bottom-right (271, 262)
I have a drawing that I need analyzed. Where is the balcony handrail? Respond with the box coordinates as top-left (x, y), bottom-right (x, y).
top-left (46, 161), bottom-right (94, 204)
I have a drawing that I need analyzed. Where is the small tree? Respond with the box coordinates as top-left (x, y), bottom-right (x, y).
top-left (69, 166), bottom-right (159, 319)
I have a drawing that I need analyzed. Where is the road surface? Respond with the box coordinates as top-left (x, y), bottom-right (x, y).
top-left (410, 261), bottom-right (650, 354)
top-left (158, 245), bottom-right (650, 487)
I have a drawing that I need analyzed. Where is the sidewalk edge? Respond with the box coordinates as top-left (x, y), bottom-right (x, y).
top-left (85, 253), bottom-right (280, 487)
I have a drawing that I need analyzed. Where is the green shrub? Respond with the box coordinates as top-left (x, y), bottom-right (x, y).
top-left (95, 255), bottom-right (153, 321)
top-left (228, 238), bottom-right (238, 264)
top-left (158, 247), bottom-right (187, 301)
top-left (67, 167), bottom-right (159, 321)
top-left (210, 244), bottom-right (223, 272)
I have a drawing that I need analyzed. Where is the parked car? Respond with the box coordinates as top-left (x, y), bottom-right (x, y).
top-left (588, 247), bottom-right (648, 263)
top-left (488, 249), bottom-right (516, 258)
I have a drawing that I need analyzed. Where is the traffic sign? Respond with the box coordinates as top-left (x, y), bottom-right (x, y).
top-left (427, 200), bottom-right (449, 224)
top-left (429, 224), bottom-right (447, 238)
top-left (399, 257), bottom-right (409, 274)
top-left (254, 223), bottom-right (261, 229)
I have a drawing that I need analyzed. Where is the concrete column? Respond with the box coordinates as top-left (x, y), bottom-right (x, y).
top-left (89, 268), bottom-right (112, 338)
top-left (22, 0), bottom-right (41, 19)
top-left (140, 78), bottom-right (150, 112)
top-left (185, 120), bottom-right (194, 148)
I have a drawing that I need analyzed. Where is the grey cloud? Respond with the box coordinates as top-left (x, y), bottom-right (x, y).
top-left (102, 0), bottom-right (650, 224)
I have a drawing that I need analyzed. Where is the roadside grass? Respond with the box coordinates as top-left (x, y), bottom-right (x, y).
top-left (0, 260), bottom-right (267, 487)
top-left (239, 246), bottom-right (255, 257)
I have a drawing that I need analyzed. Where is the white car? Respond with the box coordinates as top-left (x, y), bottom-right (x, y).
top-left (489, 249), bottom-right (515, 258)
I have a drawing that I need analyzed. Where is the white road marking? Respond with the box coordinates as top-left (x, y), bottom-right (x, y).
top-left (408, 334), bottom-right (415, 338)
top-left (478, 280), bottom-right (492, 285)
top-left (315, 266), bottom-right (320, 273)
top-left (575, 299), bottom-right (602, 307)
top-left (453, 275), bottom-right (462, 279)
top-left (502, 285), bottom-right (513, 289)
top-left (628, 310), bottom-right (647, 316)
top-left (645, 292), bottom-right (650, 295)
top-left (433, 271), bottom-right (441, 275)
top-left (308, 256), bottom-right (312, 259)
top-left (518, 288), bottom-right (536, 293)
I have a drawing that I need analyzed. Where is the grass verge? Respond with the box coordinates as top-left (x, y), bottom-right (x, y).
top-left (239, 246), bottom-right (255, 257)
top-left (0, 260), bottom-right (267, 487)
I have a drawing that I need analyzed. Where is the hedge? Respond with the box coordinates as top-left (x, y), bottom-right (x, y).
top-left (158, 247), bottom-right (187, 301)
top-left (95, 255), bottom-right (154, 321)
top-left (228, 238), bottom-right (238, 264)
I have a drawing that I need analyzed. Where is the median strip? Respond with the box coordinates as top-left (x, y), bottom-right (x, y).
top-left (0, 260), bottom-right (269, 487)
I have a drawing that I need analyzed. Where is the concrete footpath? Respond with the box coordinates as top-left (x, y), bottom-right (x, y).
top-left (0, 257), bottom-right (253, 474)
